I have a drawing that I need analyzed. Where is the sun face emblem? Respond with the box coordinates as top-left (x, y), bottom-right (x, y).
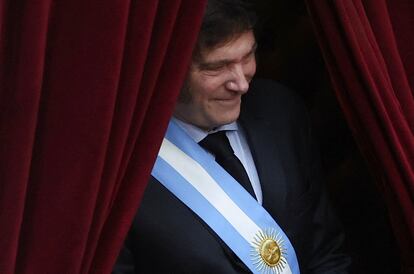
top-left (251, 229), bottom-right (288, 274)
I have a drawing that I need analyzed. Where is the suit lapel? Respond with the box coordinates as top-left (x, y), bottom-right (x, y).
top-left (239, 109), bottom-right (288, 222)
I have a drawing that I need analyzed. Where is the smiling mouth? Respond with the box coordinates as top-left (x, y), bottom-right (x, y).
top-left (217, 97), bottom-right (238, 102)
top-left (214, 97), bottom-right (241, 107)
top-left (216, 96), bottom-right (241, 102)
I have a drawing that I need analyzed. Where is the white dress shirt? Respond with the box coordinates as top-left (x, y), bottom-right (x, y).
top-left (172, 117), bottom-right (263, 204)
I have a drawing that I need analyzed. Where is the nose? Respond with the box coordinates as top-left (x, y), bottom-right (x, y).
top-left (225, 64), bottom-right (249, 93)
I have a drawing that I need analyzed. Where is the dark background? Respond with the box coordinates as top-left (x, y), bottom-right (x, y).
top-left (251, 1), bottom-right (400, 273)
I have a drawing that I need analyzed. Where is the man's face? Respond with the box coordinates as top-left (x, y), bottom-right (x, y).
top-left (174, 31), bottom-right (257, 130)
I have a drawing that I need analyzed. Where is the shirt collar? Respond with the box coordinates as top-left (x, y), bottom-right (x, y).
top-left (172, 117), bottom-right (238, 143)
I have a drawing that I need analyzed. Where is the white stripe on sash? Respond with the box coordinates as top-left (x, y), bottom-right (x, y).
top-left (157, 138), bottom-right (296, 274)
top-left (160, 138), bottom-right (261, 244)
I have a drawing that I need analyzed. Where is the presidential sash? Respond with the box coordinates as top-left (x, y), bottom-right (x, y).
top-left (151, 120), bottom-right (300, 274)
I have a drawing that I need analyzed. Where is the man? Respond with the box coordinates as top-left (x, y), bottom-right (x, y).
top-left (113, 0), bottom-right (351, 273)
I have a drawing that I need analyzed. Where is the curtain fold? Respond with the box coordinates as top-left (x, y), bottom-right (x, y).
top-left (305, 0), bottom-right (414, 272)
top-left (0, 0), bottom-right (206, 273)
top-left (0, 1), bottom-right (53, 273)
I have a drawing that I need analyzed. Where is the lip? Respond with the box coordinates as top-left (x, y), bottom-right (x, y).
top-left (215, 96), bottom-right (241, 102)
top-left (214, 97), bottom-right (241, 107)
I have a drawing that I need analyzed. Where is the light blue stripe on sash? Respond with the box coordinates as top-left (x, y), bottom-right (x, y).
top-left (154, 156), bottom-right (255, 270)
top-left (152, 120), bottom-right (300, 274)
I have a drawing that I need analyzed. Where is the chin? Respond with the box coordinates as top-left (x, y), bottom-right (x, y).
top-left (215, 113), bottom-right (240, 127)
top-left (203, 106), bottom-right (241, 128)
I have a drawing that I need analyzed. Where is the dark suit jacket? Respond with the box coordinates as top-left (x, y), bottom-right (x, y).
top-left (113, 79), bottom-right (351, 273)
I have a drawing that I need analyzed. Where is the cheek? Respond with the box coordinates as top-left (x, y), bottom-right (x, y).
top-left (195, 75), bottom-right (226, 97)
top-left (187, 80), bottom-right (214, 108)
top-left (246, 59), bottom-right (257, 76)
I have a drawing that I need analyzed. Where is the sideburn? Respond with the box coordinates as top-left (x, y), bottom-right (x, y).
top-left (177, 77), bottom-right (193, 104)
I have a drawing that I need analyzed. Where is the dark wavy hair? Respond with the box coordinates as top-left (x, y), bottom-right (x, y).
top-left (192, 0), bottom-right (256, 62)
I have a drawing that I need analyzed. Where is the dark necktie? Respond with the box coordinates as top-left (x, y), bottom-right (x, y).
top-left (199, 131), bottom-right (256, 199)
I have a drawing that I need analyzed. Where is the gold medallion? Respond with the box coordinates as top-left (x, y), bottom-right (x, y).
top-left (259, 238), bottom-right (281, 266)
top-left (251, 229), bottom-right (287, 274)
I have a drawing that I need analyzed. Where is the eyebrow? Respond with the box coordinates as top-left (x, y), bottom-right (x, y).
top-left (197, 42), bottom-right (257, 70)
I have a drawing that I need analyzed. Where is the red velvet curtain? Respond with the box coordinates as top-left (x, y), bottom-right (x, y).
top-left (0, 1), bottom-right (206, 273)
top-left (305, 0), bottom-right (414, 272)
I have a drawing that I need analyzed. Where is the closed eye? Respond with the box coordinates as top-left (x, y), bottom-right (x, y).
top-left (199, 62), bottom-right (228, 72)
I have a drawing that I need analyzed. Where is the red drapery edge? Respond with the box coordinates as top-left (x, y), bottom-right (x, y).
top-left (0, 1), bottom-right (207, 273)
top-left (305, 0), bottom-right (414, 272)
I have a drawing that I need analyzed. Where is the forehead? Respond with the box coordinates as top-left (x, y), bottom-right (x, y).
top-left (198, 31), bottom-right (256, 63)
